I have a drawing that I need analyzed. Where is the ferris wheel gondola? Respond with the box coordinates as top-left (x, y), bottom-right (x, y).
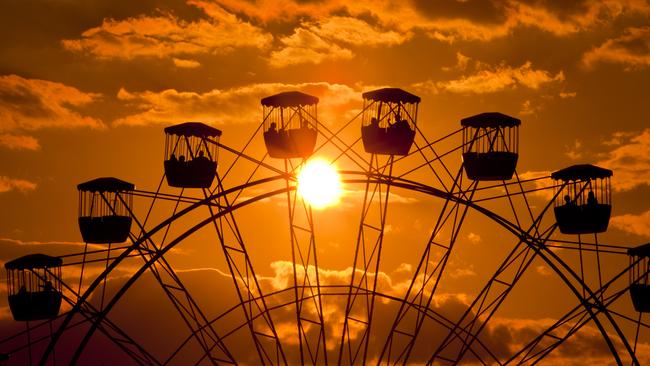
top-left (461, 112), bottom-right (520, 181)
top-left (164, 122), bottom-right (221, 188)
top-left (262, 91), bottom-right (319, 159)
top-left (77, 177), bottom-right (134, 244)
top-left (629, 243), bottom-right (650, 312)
top-left (5, 254), bottom-right (63, 321)
top-left (360, 87), bottom-right (420, 155)
top-left (552, 164), bottom-right (613, 234)
top-left (1, 90), bottom-right (646, 365)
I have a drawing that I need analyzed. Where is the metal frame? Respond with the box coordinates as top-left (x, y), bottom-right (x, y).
top-left (1, 112), bottom-right (647, 366)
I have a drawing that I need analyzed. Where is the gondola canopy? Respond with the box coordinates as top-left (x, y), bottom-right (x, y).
top-left (164, 122), bottom-right (222, 138)
top-left (261, 91), bottom-right (319, 108)
top-left (77, 177), bottom-right (135, 192)
top-left (362, 88), bottom-right (421, 104)
top-left (551, 164), bottom-right (613, 181)
top-left (460, 112), bottom-right (521, 128)
top-left (5, 254), bottom-right (62, 270)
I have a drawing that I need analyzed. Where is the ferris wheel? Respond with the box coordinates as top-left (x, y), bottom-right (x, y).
top-left (1, 88), bottom-right (648, 365)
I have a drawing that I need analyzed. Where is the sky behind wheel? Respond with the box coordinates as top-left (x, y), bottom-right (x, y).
top-left (0, 1), bottom-right (649, 365)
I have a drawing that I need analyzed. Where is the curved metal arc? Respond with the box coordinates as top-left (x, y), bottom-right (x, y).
top-left (40, 174), bottom-right (289, 365)
top-left (337, 155), bottom-right (395, 365)
top-left (426, 177), bottom-right (558, 364)
top-left (186, 282), bottom-right (497, 365)
top-left (415, 189), bottom-right (636, 365)
top-left (43, 169), bottom-right (637, 365)
top-left (4, 268), bottom-right (160, 365)
top-left (283, 158), bottom-right (328, 365)
top-left (507, 259), bottom-right (640, 365)
top-left (340, 175), bottom-right (634, 365)
top-left (203, 180), bottom-right (288, 365)
top-left (66, 186), bottom-right (294, 365)
top-left (42, 173), bottom-right (453, 365)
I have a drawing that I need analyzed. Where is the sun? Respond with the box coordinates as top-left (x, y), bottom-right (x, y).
top-left (297, 158), bottom-right (343, 209)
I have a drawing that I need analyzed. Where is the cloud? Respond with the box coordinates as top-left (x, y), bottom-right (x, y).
top-left (565, 139), bottom-right (583, 161)
top-left (0, 177), bottom-right (37, 194)
top-left (491, 317), bottom-right (650, 365)
top-left (418, 59), bottom-right (564, 95)
top-left (269, 28), bottom-right (353, 67)
top-left (442, 52), bottom-right (472, 72)
top-left (518, 170), bottom-right (555, 200)
top-left (0, 74), bottom-right (104, 149)
top-left (0, 74), bottom-right (103, 131)
top-left (114, 81), bottom-right (361, 127)
top-left (443, 61), bottom-right (564, 93)
top-left (583, 26), bottom-right (650, 70)
top-left (62, 2), bottom-right (272, 60)
top-left (308, 16), bottom-right (410, 47)
top-left (211, 0), bottom-right (649, 43)
top-left (417, 0), bottom-right (650, 42)
top-left (611, 210), bottom-right (650, 237)
top-left (268, 15), bottom-right (410, 68)
top-left (172, 58), bottom-right (201, 68)
top-left (467, 232), bottom-right (481, 244)
top-left (535, 265), bottom-right (553, 276)
top-left (0, 133), bottom-right (40, 150)
top-left (559, 91), bottom-right (577, 98)
top-left (2, 252), bottom-right (649, 364)
top-left (520, 99), bottom-right (541, 116)
top-left (597, 128), bottom-right (650, 191)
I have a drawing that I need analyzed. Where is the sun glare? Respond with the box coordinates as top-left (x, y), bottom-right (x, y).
top-left (297, 159), bottom-right (342, 209)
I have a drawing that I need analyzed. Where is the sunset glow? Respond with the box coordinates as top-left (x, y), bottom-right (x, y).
top-left (1, 1), bottom-right (649, 364)
top-left (297, 159), bottom-right (342, 209)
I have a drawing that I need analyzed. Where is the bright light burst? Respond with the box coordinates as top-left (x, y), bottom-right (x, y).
top-left (297, 158), bottom-right (342, 209)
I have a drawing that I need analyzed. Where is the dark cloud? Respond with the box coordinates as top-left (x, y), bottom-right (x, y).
top-left (583, 27), bottom-right (650, 69)
top-left (411, 0), bottom-right (507, 25)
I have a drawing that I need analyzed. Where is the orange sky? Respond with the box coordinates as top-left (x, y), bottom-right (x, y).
top-left (1, 0), bottom-right (649, 364)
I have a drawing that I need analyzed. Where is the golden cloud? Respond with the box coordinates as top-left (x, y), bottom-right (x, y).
top-left (172, 58), bottom-right (201, 68)
top-left (583, 26), bottom-right (650, 70)
top-left (417, 61), bottom-right (564, 95)
top-left (206, 0), bottom-right (650, 43)
top-left (62, 3), bottom-right (272, 60)
top-left (308, 16), bottom-right (410, 47)
top-left (611, 210), bottom-right (650, 237)
top-left (0, 133), bottom-right (40, 150)
top-left (0, 176), bottom-right (37, 194)
top-left (0, 74), bottom-right (103, 131)
top-left (114, 81), bottom-right (362, 127)
top-left (0, 74), bottom-right (104, 150)
top-left (268, 16), bottom-right (410, 67)
top-left (598, 128), bottom-right (650, 191)
top-left (518, 170), bottom-right (555, 200)
top-left (269, 28), bottom-right (354, 67)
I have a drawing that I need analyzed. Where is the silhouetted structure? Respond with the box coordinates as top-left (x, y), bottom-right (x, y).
top-left (262, 91), bottom-right (318, 158)
top-left (5, 254), bottom-right (62, 321)
top-left (552, 164), bottom-right (612, 234)
top-left (461, 112), bottom-right (520, 181)
top-left (628, 243), bottom-right (650, 312)
top-left (78, 177), bottom-right (134, 244)
top-left (164, 122), bottom-right (220, 188)
top-left (361, 88), bottom-right (420, 155)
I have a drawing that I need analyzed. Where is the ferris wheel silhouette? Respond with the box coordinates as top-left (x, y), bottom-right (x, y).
top-left (1, 88), bottom-right (648, 365)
